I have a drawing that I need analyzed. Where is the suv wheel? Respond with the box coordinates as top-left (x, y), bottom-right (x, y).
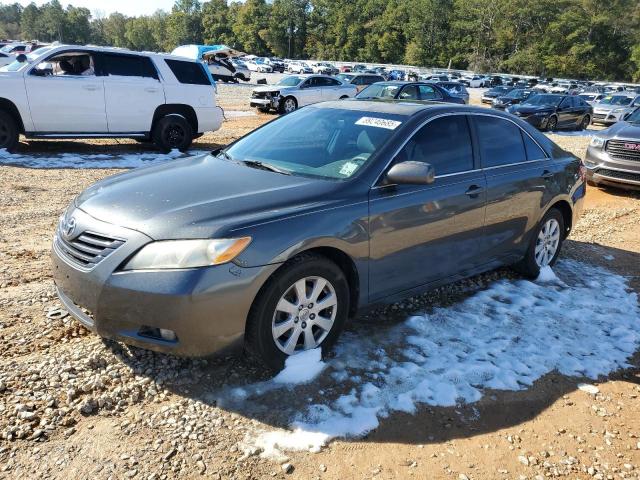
top-left (514, 208), bottom-right (565, 278)
top-left (578, 115), bottom-right (590, 130)
top-left (245, 254), bottom-right (349, 371)
top-left (0, 111), bottom-right (19, 153)
top-left (546, 115), bottom-right (558, 132)
top-left (152, 114), bottom-right (193, 153)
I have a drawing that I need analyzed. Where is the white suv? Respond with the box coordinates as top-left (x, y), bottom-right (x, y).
top-left (0, 45), bottom-right (223, 152)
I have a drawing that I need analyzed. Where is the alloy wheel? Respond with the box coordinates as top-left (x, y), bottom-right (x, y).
top-left (271, 276), bottom-right (337, 355)
top-left (534, 218), bottom-right (561, 267)
top-left (547, 116), bottom-right (557, 131)
top-left (283, 98), bottom-right (297, 114)
top-left (165, 124), bottom-right (186, 148)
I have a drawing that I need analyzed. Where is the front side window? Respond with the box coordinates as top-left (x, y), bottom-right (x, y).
top-left (277, 76), bottom-right (304, 87)
top-left (399, 85), bottom-right (419, 100)
top-left (475, 116), bottom-right (526, 168)
top-left (224, 107), bottom-right (405, 180)
top-left (356, 83), bottom-right (400, 99)
top-left (418, 85), bottom-right (442, 100)
top-left (30, 51), bottom-right (96, 77)
top-left (396, 115), bottom-right (473, 176)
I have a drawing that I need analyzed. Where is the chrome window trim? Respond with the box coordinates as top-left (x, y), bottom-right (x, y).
top-left (371, 111), bottom-right (549, 188)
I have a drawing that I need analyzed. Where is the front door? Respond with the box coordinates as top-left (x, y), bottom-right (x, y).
top-left (298, 77), bottom-right (323, 106)
top-left (368, 114), bottom-right (487, 300)
top-left (24, 50), bottom-right (107, 132)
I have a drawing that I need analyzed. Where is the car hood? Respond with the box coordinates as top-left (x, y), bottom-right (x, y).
top-left (509, 104), bottom-right (556, 114)
top-left (253, 85), bottom-right (295, 93)
top-left (593, 103), bottom-right (623, 113)
top-left (596, 121), bottom-right (640, 139)
top-left (75, 155), bottom-right (349, 240)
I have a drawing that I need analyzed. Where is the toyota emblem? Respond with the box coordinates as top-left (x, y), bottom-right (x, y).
top-left (63, 217), bottom-right (77, 239)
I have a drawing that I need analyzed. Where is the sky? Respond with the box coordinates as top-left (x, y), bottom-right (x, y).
top-left (12, 0), bottom-right (177, 17)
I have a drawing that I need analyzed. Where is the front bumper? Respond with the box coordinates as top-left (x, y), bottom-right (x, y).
top-left (592, 110), bottom-right (623, 125)
top-left (250, 95), bottom-right (281, 110)
top-left (52, 208), bottom-right (280, 357)
top-left (481, 96), bottom-right (495, 104)
top-left (584, 145), bottom-right (640, 189)
top-left (513, 113), bottom-right (549, 130)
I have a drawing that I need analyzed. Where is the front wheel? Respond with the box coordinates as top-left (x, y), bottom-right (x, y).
top-left (0, 110), bottom-right (19, 153)
top-left (152, 114), bottom-right (193, 153)
top-left (514, 208), bottom-right (565, 278)
top-left (245, 254), bottom-right (350, 371)
top-left (546, 115), bottom-right (558, 132)
top-left (279, 96), bottom-right (298, 114)
top-left (578, 115), bottom-right (590, 130)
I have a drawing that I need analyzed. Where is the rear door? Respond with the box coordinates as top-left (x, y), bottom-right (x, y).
top-left (556, 96), bottom-right (576, 127)
top-left (368, 114), bottom-right (487, 300)
top-left (472, 114), bottom-right (552, 262)
top-left (318, 76), bottom-right (346, 100)
top-left (298, 77), bottom-right (323, 105)
top-left (98, 52), bottom-right (165, 133)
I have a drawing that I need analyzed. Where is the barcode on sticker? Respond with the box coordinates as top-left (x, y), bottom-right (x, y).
top-left (355, 117), bottom-right (401, 130)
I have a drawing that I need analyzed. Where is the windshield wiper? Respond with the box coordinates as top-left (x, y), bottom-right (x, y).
top-left (239, 160), bottom-right (292, 175)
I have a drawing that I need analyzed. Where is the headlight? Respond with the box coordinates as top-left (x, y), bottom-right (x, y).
top-left (533, 111), bottom-right (549, 116)
top-left (589, 136), bottom-right (605, 148)
top-left (611, 108), bottom-right (625, 114)
top-left (123, 238), bottom-right (251, 270)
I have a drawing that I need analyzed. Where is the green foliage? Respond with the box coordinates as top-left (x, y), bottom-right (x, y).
top-left (1, 0), bottom-right (639, 81)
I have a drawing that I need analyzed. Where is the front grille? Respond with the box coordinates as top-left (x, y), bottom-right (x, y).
top-left (596, 168), bottom-right (640, 183)
top-left (605, 140), bottom-right (640, 162)
top-left (593, 113), bottom-right (607, 119)
top-left (55, 230), bottom-right (125, 269)
top-left (251, 91), bottom-right (267, 99)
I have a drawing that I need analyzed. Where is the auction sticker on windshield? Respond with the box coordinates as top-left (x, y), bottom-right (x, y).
top-left (355, 117), bottom-right (402, 130)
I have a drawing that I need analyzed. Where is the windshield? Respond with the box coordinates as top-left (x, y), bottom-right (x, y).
top-left (0, 45), bottom-right (20, 53)
top-left (506, 89), bottom-right (531, 99)
top-left (0, 47), bottom-right (53, 72)
top-left (489, 86), bottom-right (510, 95)
top-left (276, 76), bottom-right (304, 87)
top-left (224, 107), bottom-right (404, 180)
top-left (356, 83), bottom-right (400, 99)
top-left (626, 108), bottom-right (640, 123)
top-left (336, 73), bottom-right (354, 82)
top-left (608, 96), bottom-right (633, 106)
top-left (579, 94), bottom-right (596, 101)
top-left (522, 94), bottom-right (562, 106)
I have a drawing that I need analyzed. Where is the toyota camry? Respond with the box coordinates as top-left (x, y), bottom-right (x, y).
top-left (52, 101), bottom-right (585, 370)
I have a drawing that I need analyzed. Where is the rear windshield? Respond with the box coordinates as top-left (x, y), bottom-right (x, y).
top-left (224, 107), bottom-right (405, 180)
top-left (165, 59), bottom-right (211, 85)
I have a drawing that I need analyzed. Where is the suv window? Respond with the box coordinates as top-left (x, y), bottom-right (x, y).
top-left (522, 132), bottom-right (547, 160)
top-left (165, 59), bottom-right (211, 86)
top-left (559, 97), bottom-right (572, 108)
top-left (397, 115), bottom-right (474, 176)
top-left (99, 53), bottom-right (158, 79)
top-left (475, 116), bottom-right (527, 167)
top-left (399, 85), bottom-right (419, 100)
top-left (418, 85), bottom-right (442, 100)
top-left (31, 51), bottom-right (96, 77)
top-left (315, 77), bottom-right (340, 87)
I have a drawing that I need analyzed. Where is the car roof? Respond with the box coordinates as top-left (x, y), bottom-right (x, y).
top-left (312, 99), bottom-right (494, 118)
top-left (30, 44), bottom-right (203, 62)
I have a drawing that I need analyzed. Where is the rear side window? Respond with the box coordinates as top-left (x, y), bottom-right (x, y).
top-left (475, 116), bottom-right (527, 167)
top-left (522, 132), bottom-right (547, 160)
top-left (165, 59), bottom-right (211, 85)
top-left (397, 115), bottom-right (474, 176)
top-left (419, 85), bottom-right (442, 100)
top-left (99, 53), bottom-right (158, 79)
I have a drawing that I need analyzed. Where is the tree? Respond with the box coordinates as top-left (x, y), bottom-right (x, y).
top-left (39, 0), bottom-right (65, 42)
top-left (166, 0), bottom-right (203, 47)
top-left (263, 0), bottom-right (308, 58)
top-left (64, 6), bottom-right (92, 44)
top-left (0, 3), bottom-right (22, 39)
top-left (232, 0), bottom-right (270, 54)
top-left (103, 12), bottom-right (129, 47)
top-left (202, 0), bottom-right (236, 46)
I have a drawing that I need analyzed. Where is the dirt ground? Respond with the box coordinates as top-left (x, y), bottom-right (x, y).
top-left (1, 89), bottom-right (640, 480)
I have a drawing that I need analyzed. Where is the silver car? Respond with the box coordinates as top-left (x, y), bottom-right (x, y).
top-left (585, 107), bottom-right (640, 189)
top-left (249, 74), bottom-right (357, 114)
top-left (591, 94), bottom-right (640, 126)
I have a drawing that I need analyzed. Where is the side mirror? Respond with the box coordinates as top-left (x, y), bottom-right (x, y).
top-left (386, 161), bottom-right (435, 185)
top-left (16, 53), bottom-right (27, 63)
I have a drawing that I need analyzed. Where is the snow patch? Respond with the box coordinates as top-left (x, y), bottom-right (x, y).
top-left (273, 348), bottom-right (326, 385)
top-left (0, 148), bottom-right (208, 169)
top-left (229, 260), bottom-right (639, 458)
top-left (577, 383), bottom-right (600, 395)
top-left (603, 254), bottom-right (615, 261)
top-left (537, 265), bottom-right (559, 283)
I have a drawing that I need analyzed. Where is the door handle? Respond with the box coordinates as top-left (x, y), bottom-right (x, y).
top-left (82, 85), bottom-right (99, 91)
top-left (541, 170), bottom-right (554, 179)
top-left (465, 185), bottom-right (485, 197)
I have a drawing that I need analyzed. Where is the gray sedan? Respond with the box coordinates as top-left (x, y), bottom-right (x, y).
top-left (53, 102), bottom-right (585, 370)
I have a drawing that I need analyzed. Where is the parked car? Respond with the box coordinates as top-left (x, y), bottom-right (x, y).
top-left (584, 107), bottom-right (640, 189)
top-left (481, 86), bottom-right (514, 104)
top-left (51, 101), bottom-right (585, 370)
top-left (266, 57), bottom-right (285, 73)
top-left (436, 81), bottom-right (470, 104)
top-left (335, 73), bottom-right (385, 92)
top-left (578, 92), bottom-right (605, 105)
top-left (591, 94), bottom-right (640, 126)
top-left (230, 59), bottom-right (251, 82)
top-left (0, 51), bottom-right (12, 67)
top-left (339, 65), bottom-right (352, 73)
top-left (352, 64), bottom-right (367, 72)
top-left (310, 62), bottom-right (338, 75)
top-left (287, 61), bottom-right (312, 74)
top-left (469, 75), bottom-right (489, 87)
top-left (245, 58), bottom-right (272, 73)
top-left (0, 44), bottom-right (223, 152)
top-left (171, 44), bottom-right (247, 83)
top-left (249, 74), bottom-right (357, 114)
top-left (491, 88), bottom-right (536, 110)
top-left (355, 81), bottom-right (466, 104)
top-left (506, 94), bottom-right (592, 131)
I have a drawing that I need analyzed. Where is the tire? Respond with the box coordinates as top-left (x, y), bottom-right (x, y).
top-left (245, 253), bottom-right (350, 371)
top-left (0, 110), bottom-right (19, 153)
top-left (279, 96), bottom-right (298, 115)
top-left (546, 115), bottom-right (558, 132)
top-left (339, 95), bottom-right (349, 100)
top-left (257, 107), bottom-right (270, 114)
top-left (152, 114), bottom-right (193, 153)
top-left (578, 115), bottom-right (590, 130)
top-left (514, 208), bottom-right (565, 279)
